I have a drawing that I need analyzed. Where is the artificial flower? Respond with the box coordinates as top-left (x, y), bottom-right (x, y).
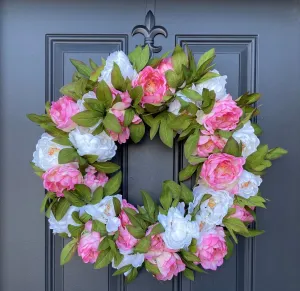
top-left (83, 166), bottom-right (108, 192)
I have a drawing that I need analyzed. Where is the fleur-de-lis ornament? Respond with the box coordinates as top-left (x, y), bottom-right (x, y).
top-left (132, 10), bottom-right (168, 58)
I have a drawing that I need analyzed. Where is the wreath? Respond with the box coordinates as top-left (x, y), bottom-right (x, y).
top-left (27, 45), bottom-right (287, 283)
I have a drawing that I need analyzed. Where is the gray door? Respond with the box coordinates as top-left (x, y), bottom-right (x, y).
top-left (1, 0), bottom-right (299, 291)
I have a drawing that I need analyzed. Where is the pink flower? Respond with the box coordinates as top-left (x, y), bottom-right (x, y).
top-left (111, 109), bottom-right (125, 123)
top-left (78, 221), bottom-right (101, 264)
top-left (83, 166), bottom-right (108, 192)
top-left (132, 66), bottom-right (167, 105)
top-left (200, 153), bottom-right (245, 192)
top-left (200, 95), bottom-right (243, 134)
top-left (197, 132), bottom-right (227, 157)
top-left (147, 252), bottom-right (185, 281)
top-left (42, 163), bottom-right (83, 197)
top-left (230, 205), bottom-right (255, 223)
top-left (49, 96), bottom-right (79, 132)
top-left (109, 126), bottom-right (130, 144)
top-left (119, 199), bottom-right (138, 227)
top-left (116, 225), bottom-right (138, 253)
top-left (132, 114), bottom-right (142, 124)
top-left (195, 227), bottom-right (227, 271)
top-left (157, 57), bottom-right (173, 74)
top-left (111, 88), bottom-right (132, 110)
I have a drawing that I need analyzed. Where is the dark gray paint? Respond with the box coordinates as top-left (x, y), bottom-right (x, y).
top-left (1, 1), bottom-right (299, 291)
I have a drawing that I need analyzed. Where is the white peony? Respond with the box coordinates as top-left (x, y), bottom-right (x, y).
top-left (158, 202), bottom-right (199, 250)
top-left (237, 170), bottom-right (262, 199)
top-left (112, 253), bottom-right (144, 276)
top-left (189, 182), bottom-right (234, 231)
top-left (48, 206), bottom-right (80, 237)
top-left (193, 69), bottom-right (227, 100)
top-left (69, 128), bottom-right (117, 161)
top-left (32, 133), bottom-right (69, 171)
top-left (99, 51), bottom-right (137, 86)
top-left (168, 99), bottom-right (181, 115)
top-left (233, 121), bottom-right (260, 158)
top-left (83, 195), bottom-right (122, 233)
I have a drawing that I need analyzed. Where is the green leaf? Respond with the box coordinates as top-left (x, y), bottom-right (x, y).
top-left (55, 198), bottom-right (70, 221)
top-left (150, 116), bottom-right (161, 140)
top-left (129, 86), bottom-right (143, 107)
top-left (94, 248), bottom-right (114, 269)
top-left (149, 223), bottom-right (164, 236)
top-left (134, 236), bottom-right (151, 253)
top-left (197, 48), bottom-right (215, 69)
top-left (183, 268), bottom-right (194, 281)
top-left (223, 218), bottom-right (249, 236)
top-left (68, 224), bottom-right (84, 238)
top-left (129, 122), bottom-right (145, 143)
top-left (104, 171), bottom-right (122, 196)
top-left (63, 190), bottom-right (86, 207)
top-left (183, 260), bottom-right (206, 273)
top-left (266, 147), bottom-right (288, 160)
top-left (172, 45), bottom-right (188, 74)
top-left (160, 190), bottom-right (172, 210)
top-left (201, 88), bottom-right (216, 114)
top-left (103, 113), bottom-right (122, 133)
top-left (80, 212), bottom-right (91, 223)
top-left (184, 130), bottom-right (200, 159)
top-left (225, 235), bottom-right (234, 260)
top-left (90, 187), bottom-right (103, 204)
top-left (40, 123), bottom-right (68, 138)
top-left (188, 238), bottom-right (198, 253)
top-left (58, 148), bottom-right (78, 164)
top-left (181, 88), bottom-right (202, 101)
top-left (92, 123), bottom-right (104, 135)
top-left (30, 162), bottom-right (45, 177)
top-left (113, 197), bottom-right (121, 216)
top-left (113, 250), bottom-right (124, 267)
top-left (159, 119), bottom-right (174, 148)
top-left (197, 71), bottom-right (220, 83)
top-left (60, 79), bottom-right (88, 100)
top-left (236, 92), bottom-right (261, 106)
top-left (167, 114), bottom-right (192, 131)
top-left (125, 267), bottom-right (138, 284)
top-left (127, 225), bottom-right (145, 239)
top-left (96, 80), bottom-right (113, 108)
top-left (92, 162), bottom-right (121, 174)
top-left (84, 154), bottom-right (98, 164)
top-left (223, 137), bottom-right (242, 157)
top-left (75, 184), bottom-right (92, 202)
top-left (165, 70), bottom-right (184, 88)
top-left (124, 108), bottom-right (135, 127)
top-left (60, 238), bottom-right (78, 265)
top-left (98, 237), bottom-right (110, 251)
top-left (70, 59), bottom-right (92, 77)
top-left (141, 190), bottom-right (156, 217)
top-left (52, 137), bottom-right (72, 146)
top-left (252, 123), bottom-right (262, 136)
top-left (162, 180), bottom-right (181, 199)
top-left (179, 164), bottom-right (198, 181)
top-left (27, 113), bottom-right (52, 125)
top-left (145, 260), bottom-right (160, 275)
top-left (71, 110), bottom-right (101, 127)
top-left (180, 250), bottom-right (200, 262)
top-left (40, 192), bottom-right (55, 213)
top-left (113, 265), bottom-right (132, 276)
top-left (111, 63), bottom-right (125, 91)
top-left (92, 220), bottom-right (107, 236)
top-left (128, 45), bottom-right (150, 72)
top-left (180, 183), bottom-right (194, 204)
top-left (242, 229), bottom-right (265, 238)
top-left (187, 156), bottom-right (206, 165)
top-left (89, 58), bottom-right (98, 70)
top-left (84, 98), bottom-right (106, 115)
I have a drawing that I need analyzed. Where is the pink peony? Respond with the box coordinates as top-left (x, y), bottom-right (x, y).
top-left (119, 199), bottom-right (138, 227)
top-left (195, 227), bottom-right (227, 271)
top-left (157, 57), bottom-right (173, 74)
top-left (197, 133), bottom-right (227, 157)
top-left (200, 153), bottom-right (245, 192)
top-left (200, 95), bottom-right (243, 134)
top-left (132, 66), bottom-right (167, 105)
top-left (83, 166), bottom-right (108, 192)
top-left (230, 205), bottom-right (255, 223)
top-left (109, 126), bottom-right (130, 144)
top-left (78, 221), bottom-right (101, 264)
top-left (42, 163), bottom-right (83, 197)
top-left (111, 88), bottom-right (132, 110)
top-left (49, 96), bottom-right (79, 132)
top-left (116, 225), bottom-right (138, 253)
top-left (147, 251), bottom-right (185, 281)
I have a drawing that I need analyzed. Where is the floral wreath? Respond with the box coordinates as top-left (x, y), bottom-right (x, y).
top-left (28, 45), bottom-right (287, 282)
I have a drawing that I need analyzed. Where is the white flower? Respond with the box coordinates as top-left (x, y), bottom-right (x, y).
top-left (83, 195), bottom-right (122, 232)
top-left (168, 99), bottom-right (181, 115)
top-left (32, 133), bottom-right (69, 171)
top-left (193, 69), bottom-right (227, 100)
top-left (233, 121), bottom-right (260, 157)
top-left (99, 51), bottom-right (137, 86)
top-left (112, 253), bottom-right (144, 276)
top-left (158, 202), bottom-right (199, 250)
top-left (189, 183), bottom-right (234, 231)
top-left (69, 128), bottom-right (117, 161)
top-left (237, 170), bottom-right (262, 199)
top-left (48, 206), bottom-right (80, 237)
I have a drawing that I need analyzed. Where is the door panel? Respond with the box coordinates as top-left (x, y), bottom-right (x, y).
top-left (1, 1), bottom-right (299, 291)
